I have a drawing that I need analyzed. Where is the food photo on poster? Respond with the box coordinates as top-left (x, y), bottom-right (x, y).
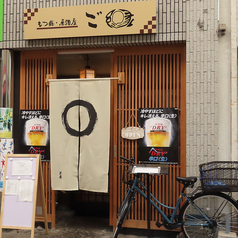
top-left (19, 110), bottom-right (50, 161)
top-left (138, 108), bottom-right (179, 164)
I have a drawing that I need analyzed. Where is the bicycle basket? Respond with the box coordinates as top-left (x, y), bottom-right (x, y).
top-left (199, 161), bottom-right (238, 192)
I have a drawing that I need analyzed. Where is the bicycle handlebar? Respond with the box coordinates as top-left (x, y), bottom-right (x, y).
top-left (120, 156), bottom-right (135, 164)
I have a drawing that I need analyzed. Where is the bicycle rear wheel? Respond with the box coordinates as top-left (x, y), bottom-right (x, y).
top-left (180, 192), bottom-right (238, 238)
top-left (113, 191), bottom-right (134, 238)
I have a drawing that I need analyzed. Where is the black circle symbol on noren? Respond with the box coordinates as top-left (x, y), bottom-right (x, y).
top-left (62, 100), bottom-right (97, 137)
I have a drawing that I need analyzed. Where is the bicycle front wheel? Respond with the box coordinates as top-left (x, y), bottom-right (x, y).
top-left (113, 191), bottom-right (134, 238)
top-left (180, 192), bottom-right (238, 238)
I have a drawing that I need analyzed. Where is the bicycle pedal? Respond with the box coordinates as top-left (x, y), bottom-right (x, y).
top-left (155, 221), bottom-right (162, 228)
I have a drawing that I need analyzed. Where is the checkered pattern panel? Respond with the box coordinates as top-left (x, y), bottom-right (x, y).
top-left (140, 16), bottom-right (156, 34)
top-left (24, 8), bottom-right (38, 25)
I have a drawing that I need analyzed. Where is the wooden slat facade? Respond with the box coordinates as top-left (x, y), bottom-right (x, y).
top-left (20, 51), bottom-right (57, 228)
top-left (19, 44), bottom-right (186, 231)
top-left (110, 45), bottom-right (186, 230)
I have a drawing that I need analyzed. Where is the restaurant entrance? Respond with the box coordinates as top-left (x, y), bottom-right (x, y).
top-left (18, 43), bottom-right (186, 230)
top-left (110, 44), bottom-right (186, 230)
top-left (56, 51), bottom-right (111, 218)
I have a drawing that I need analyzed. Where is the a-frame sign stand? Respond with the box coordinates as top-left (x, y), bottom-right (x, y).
top-left (0, 154), bottom-right (48, 238)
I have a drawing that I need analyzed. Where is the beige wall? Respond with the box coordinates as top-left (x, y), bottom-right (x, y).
top-left (186, 0), bottom-right (219, 177)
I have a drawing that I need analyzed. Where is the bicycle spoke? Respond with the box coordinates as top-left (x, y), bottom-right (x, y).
top-left (212, 198), bottom-right (229, 219)
top-left (217, 211), bottom-right (238, 229)
top-left (181, 193), bottom-right (238, 238)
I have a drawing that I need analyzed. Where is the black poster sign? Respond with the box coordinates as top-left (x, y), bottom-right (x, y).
top-left (138, 108), bottom-right (179, 164)
top-left (19, 110), bottom-right (50, 161)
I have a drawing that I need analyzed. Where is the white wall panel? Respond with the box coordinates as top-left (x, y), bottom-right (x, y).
top-left (186, 0), bottom-right (219, 177)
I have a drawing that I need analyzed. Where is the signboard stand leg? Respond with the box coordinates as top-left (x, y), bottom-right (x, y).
top-left (38, 161), bottom-right (49, 234)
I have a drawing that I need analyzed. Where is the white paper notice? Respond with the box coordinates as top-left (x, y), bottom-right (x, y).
top-left (18, 180), bottom-right (34, 202)
top-left (5, 180), bottom-right (18, 195)
top-left (12, 160), bottom-right (33, 176)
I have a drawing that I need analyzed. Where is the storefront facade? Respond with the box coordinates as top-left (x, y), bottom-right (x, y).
top-left (0, 0), bottom-right (236, 232)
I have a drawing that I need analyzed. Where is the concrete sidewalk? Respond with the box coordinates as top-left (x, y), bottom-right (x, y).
top-left (1, 212), bottom-right (180, 238)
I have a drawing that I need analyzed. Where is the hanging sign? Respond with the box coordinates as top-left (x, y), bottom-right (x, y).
top-left (121, 127), bottom-right (144, 140)
top-left (50, 79), bottom-right (110, 192)
top-left (138, 108), bottom-right (179, 164)
top-left (24, 0), bottom-right (156, 39)
top-left (121, 114), bottom-right (144, 140)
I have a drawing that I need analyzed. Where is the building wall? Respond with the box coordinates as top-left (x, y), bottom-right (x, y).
top-left (217, 1), bottom-right (231, 163)
top-left (186, 0), bottom-right (219, 176)
top-left (2, 0), bottom-right (226, 178)
top-left (1, 0), bottom-right (186, 49)
top-left (230, 0), bottom-right (238, 162)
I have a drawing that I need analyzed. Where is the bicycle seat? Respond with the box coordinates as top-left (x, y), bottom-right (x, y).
top-left (176, 177), bottom-right (197, 187)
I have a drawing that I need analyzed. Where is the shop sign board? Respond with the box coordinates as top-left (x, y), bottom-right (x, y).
top-left (138, 108), bottom-right (179, 164)
top-left (24, 0), bottom-right (156, 39)
top-left (19, 110), bottom-right (50, 161)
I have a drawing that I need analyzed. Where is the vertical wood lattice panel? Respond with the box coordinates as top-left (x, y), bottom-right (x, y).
top-left (20, 54), bottom-right (55, 110)
top-left (20, 51), bottom-right (57, 228)
top-left (111, 45), bottom-right (186, 230)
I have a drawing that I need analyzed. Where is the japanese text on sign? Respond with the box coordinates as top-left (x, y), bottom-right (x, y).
top-left (21, 111), bottom-right (49, 120)
top-left (24, 1), bottom-right (156, 39)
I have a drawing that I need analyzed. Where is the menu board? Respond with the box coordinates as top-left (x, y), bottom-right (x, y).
top-left (0, 154), bottom-right (48, 237)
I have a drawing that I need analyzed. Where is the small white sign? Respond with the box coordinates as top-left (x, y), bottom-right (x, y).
top-left (132, 166), bottom-right (161, 174)
top-left (121, 127), bottom-right (144, 140)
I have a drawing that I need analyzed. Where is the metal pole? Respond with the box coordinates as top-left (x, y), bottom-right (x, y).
top-left (226, 214), bottom-right (230, 233)
top-left (147, 174), bottom-right (151, 238)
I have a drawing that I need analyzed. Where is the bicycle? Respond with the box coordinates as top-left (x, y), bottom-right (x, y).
top-left (113, 156), bottom-right (238, 238)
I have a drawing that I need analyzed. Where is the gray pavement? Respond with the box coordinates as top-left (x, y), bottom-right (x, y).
top-left (2, 211), bottom-right (182, 238)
